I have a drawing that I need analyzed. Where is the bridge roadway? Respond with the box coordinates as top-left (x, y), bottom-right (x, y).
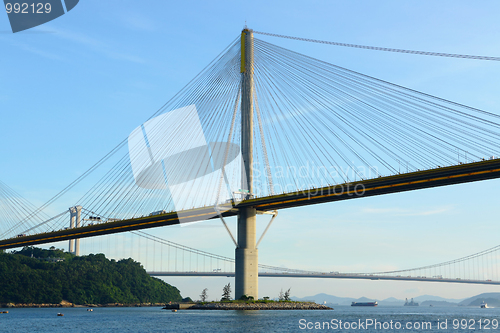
top-left (1, 158), bottom-right (500, 250)
top-left (148, 271), bottom-right (500, 285)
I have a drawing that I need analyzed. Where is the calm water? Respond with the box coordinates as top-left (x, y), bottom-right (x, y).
top-left (1, 306), bottom-right (499, 332)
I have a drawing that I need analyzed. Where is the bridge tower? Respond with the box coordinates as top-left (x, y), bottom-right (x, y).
top-left (69, 205), bottom-right (82, 255)
top-left (235, 28), bottom-right (258, 300)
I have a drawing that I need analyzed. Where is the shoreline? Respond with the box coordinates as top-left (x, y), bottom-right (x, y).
top-left (1, 302), bottom-right (166, 308)
top-left (163, 302), bottom-right (333, 311)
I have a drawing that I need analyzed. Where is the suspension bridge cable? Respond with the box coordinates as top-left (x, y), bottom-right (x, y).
top-left (253, 30), bottom-right (500, 62)
top-left (6, 33), bottom-right (500, 241)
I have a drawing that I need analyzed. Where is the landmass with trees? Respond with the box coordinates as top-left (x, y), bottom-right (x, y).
top-left (0, 246), bottom-right (182, 306)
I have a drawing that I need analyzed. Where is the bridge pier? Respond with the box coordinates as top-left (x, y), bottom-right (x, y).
top-left (235, 207), bottom-right (258, 299)
top-left (69, 205), bottom-right (82, 255)
top-left (235, 28), bottom-right (258, 300)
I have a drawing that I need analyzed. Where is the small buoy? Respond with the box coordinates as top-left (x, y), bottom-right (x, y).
top-left (171, 309), bottom-right (177, 312)
top-left (57, 313), bottom-right (64, 316)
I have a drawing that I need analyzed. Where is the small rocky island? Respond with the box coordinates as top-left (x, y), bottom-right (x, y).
top-left (165, 285), bottom-right (332, 310)
top-left (163, 301), bottom-right (332, 310)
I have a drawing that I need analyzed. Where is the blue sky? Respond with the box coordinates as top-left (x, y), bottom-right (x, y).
top-left (1, 0), bottom-right (500, 300)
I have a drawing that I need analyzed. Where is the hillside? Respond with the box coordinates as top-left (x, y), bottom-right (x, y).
top-left (459, 293), bottom-right (500, 307)
top-left (420, 300), bottom-right (459, 307)
top-left (0, 247), bottom-right (182, 305)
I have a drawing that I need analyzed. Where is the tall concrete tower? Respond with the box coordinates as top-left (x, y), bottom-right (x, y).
top-left (235, 28), bottom-right (258, 300)
top-left (69, 205), bottom-right (82, 255)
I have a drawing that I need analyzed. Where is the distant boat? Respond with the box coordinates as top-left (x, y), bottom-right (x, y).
top-left (351, 302), bottom-right (378, 307)
top-left (87, 309), bottom-right (93, 312)
top-left (404, 298), bottom-right (419, 306)
top-left (480, 301), bottom-right (488, 308)
top-left (57, 313), bottom-right (64, 316)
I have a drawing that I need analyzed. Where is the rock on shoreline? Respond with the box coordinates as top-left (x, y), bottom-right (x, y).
top-left (1, 302), bottom-right (166, 308)
top-left (163, 302), bottom-right (333, 310)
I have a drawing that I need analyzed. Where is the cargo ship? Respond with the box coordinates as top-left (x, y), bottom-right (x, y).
top-left (351, 302), bottom-right (378, 307)
top-left (404, 298), bottom-right (419, 306)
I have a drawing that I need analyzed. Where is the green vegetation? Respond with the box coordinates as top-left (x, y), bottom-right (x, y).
top-left (238, 294), bottom-right (254, 301)
top-left (197, 299), bottom-right (305, 305)
top-left (277, 288), bottom-right (291, 301)
top-left (221, 283), bottom-right (231, 301)
top-left (0, 247), bottom-right (182, 305)
top-left (200, 288), bottom-right (208, 302)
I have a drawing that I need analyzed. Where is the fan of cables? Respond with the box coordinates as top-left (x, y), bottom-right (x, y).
top-left (4, 34), bottom-right (500, 238)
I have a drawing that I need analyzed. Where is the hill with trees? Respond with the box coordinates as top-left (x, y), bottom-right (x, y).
top-left (459, 293), bottom-right (500, 307)
top-left (0, 247), bottom-right (182, 305)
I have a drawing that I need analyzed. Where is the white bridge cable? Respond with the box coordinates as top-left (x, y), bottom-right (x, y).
top-left (4, 33), bottom-right (500, 241)
top-left (254, 30), bottom-right (500, 62)
top-left (1, 36), bottom-right (243, 238)
top-left (129, 231), bottom-right (500, 281)
top-left (0, 180), bottom-right (58, 238)
top-left (64, 35), bottom-right (500, 224)
top-left (370, 244), bottom-right (500, 276)
top-left (20, 211), bottom-right (69, 234)
top-left (250, 37), bottom-right (500, 184)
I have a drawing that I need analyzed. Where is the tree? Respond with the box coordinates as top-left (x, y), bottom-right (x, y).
top-left (284, 288), bottom-right (291, 301)
top-left (221, 283), bottom-right (231, 301)
top-left (278, 289), bottom-right (284, 301)
top-left (239, 295), bottom-right (254, 301)
top-left (200, 288), bottom-right (208, 302)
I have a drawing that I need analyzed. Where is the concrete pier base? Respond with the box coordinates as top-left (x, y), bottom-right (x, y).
top-left (235, 207), bottom-right (258, 299)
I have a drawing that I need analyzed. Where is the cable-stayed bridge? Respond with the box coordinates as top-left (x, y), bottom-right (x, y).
top-left (2, 158), bottom-right (500, 249)
top-left (2, 28), bottom-right (500, 298)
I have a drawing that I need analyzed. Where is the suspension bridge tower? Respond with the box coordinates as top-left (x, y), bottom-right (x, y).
top-left (69, 205), bottom-right (82, 255)
top-left (235, 28), bottom-right (258, 300)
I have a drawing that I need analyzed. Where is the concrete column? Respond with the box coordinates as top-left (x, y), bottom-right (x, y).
top-left (236, 207), bottom-right (258, 299)
top-left (69, 205), bottom-right (82, 255)
top-left (235, 28), bottom-right (258, 300)
top-left (69, 207), bottom-right (75, 254)
top-left (75, 205), bottom-right (82, 256)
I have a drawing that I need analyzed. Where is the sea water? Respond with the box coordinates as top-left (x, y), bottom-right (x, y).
top-left (1, 306), bottom-right (499, 332)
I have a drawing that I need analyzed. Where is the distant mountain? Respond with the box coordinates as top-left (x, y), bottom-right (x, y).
top-left (379, 297), bottom-right (404, 306)
top-left (382, 297), bottom-right (401, 302)
top-left (459, 293), bottom-right (500, 307)
top-left (292, 293), bottom-right (469, 306)
top-left (291, 293), bottom-right (357, 305)
top-left (421, 300), bottom-right (459, 307)
top-left (357, 296), bottom-right (376, 302)
top-left (469, 298), bottom-right (500, 307)
top-left (292, 293), bottom-right (385, 305)
top-left (414, 295), bottom-right (464, 303)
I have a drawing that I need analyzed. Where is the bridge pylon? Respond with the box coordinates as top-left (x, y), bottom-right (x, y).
top-left (235, 28), bottom-right (258, 300)
top-left (69, 205), bottom-right (82, 255)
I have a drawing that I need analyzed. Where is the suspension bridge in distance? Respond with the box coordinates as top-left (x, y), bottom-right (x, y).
top-left (138, 229), bottom-right (500, 286)
top-left (2, 28), bottom-right (500, 299)
top-left (142, 230), bottom-right (500, 286)
top-left (148, 272), bottom-right (500, 286)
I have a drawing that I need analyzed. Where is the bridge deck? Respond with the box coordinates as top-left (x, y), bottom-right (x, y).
top-left (1, 158), bottom-right (499, 250)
